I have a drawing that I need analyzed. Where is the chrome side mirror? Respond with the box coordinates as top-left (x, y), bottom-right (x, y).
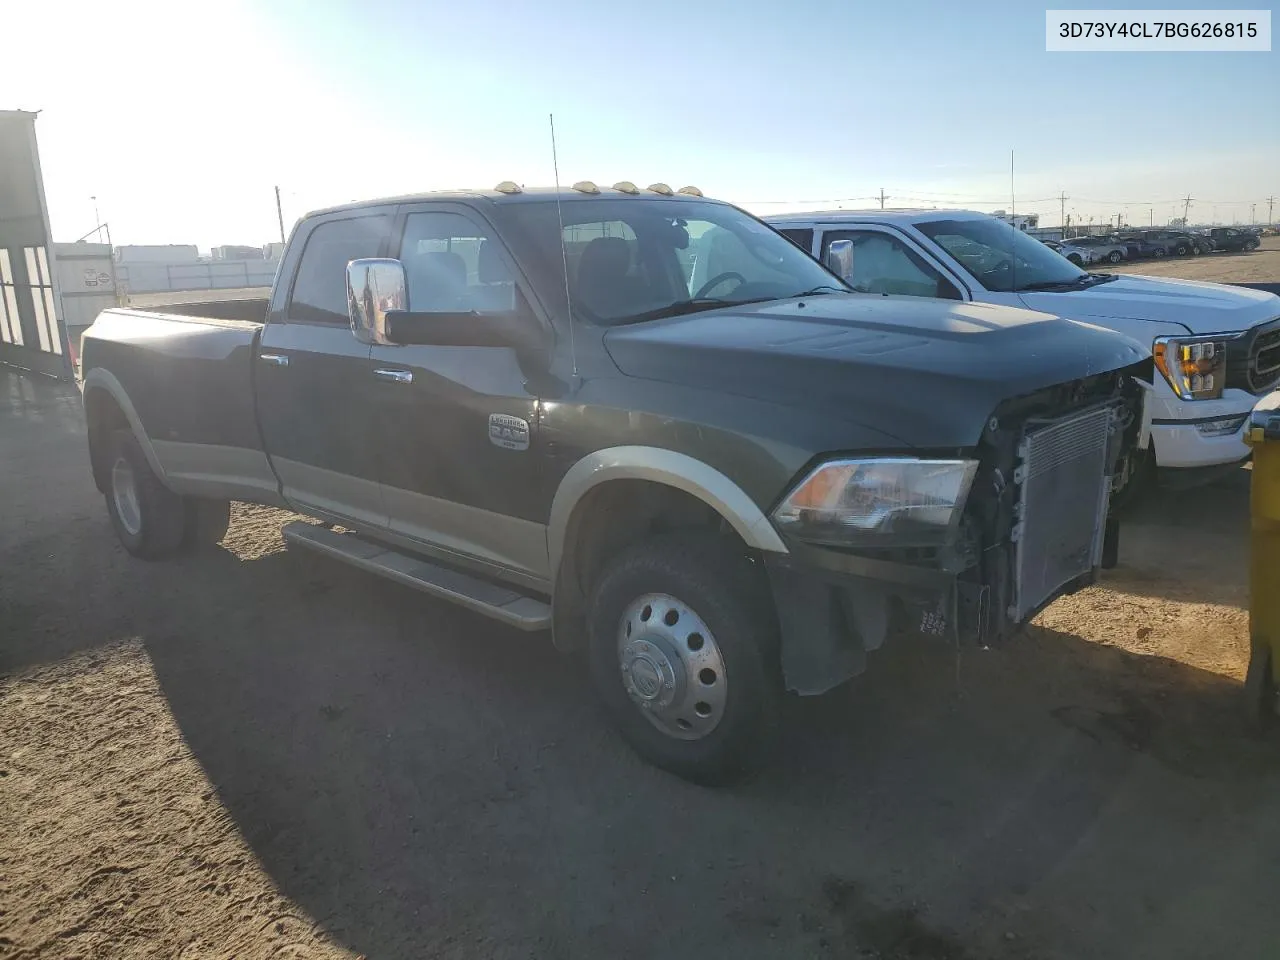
top-left (347, 258), bottom-right (407, 345)
top-left (824, 239), bottom-right (854, 281)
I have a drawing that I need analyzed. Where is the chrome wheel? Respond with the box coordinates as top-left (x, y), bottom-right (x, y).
top-left (111, 456), bottom-right (142, 537)
top-left (617, 593), bottom-right (727, 741)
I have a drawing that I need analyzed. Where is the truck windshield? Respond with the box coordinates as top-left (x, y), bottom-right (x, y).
top-left (495, 198), bottom-right (847, 325)
top-left (916, 218), bottom-right (1087, 293)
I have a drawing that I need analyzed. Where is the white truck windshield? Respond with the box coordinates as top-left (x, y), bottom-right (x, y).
top-left (917, 218), bottom-right (1088, 293)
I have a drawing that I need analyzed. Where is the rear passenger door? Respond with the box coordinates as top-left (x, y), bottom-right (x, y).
top-left (256, 210), bottom-right (394, 529)
top-left (818, 228), bottom-right (963, 299)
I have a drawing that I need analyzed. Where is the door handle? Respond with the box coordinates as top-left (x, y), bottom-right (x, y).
top-left (373, 368), bottom-right (413, 384)
top-left (259, 353), bottom-right (289, 366)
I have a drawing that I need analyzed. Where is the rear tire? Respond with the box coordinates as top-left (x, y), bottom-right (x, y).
top-left (105, 428), bottom-right (188, 560)
top-left (1175, 243), bottom-right (1190, 256)
top-left (587, 533), bottom-right (780, 785)
top-left (1108, 250), bottom-right (1124, 264)
top-left (1067, 254), bottom-right (1083, 267)
top-left (183, 499), bottom-right (231, 550)
top-left (1153, 247), bottom-right (1167, 258)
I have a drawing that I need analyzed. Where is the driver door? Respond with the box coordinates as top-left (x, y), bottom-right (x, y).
top-left (366, 204), bottom-right (548, 583)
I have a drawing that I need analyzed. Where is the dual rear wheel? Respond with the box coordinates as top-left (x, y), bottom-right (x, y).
top-left (105, 429), bottom-right (229, 559)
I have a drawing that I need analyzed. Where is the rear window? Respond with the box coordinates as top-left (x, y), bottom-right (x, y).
top-left (778, 228), bottom-right (814, 253)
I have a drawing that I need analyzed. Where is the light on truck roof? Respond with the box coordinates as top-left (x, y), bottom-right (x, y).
top-left (494, 181), bottom-right (522, 194)
top-left (613, 181), bottom-right (639, 194)
top-left (572, 181), bottom-right (600, 194)
top-left (677, 185), bottom-right (703, 197)
top-left (647, 183), bottom-right (674, 196)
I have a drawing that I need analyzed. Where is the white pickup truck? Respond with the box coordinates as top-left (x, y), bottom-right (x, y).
top-left (766, 210), bottom-right (1280, 488)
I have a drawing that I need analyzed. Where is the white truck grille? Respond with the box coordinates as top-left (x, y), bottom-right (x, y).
top-left (1011, 406), bottom-right (1114, 621)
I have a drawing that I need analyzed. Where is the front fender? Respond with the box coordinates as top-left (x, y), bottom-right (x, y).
top-left (546, 446), bottom-right (788, 576)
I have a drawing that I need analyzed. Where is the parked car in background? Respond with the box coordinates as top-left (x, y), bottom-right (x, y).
top-left (1130, 230), bottom-right (1197, 257)
top-left (1043, 239), bottom-right (1099, 266)
top-left (767, 209), bottom-right (1280, 492)
top-left (1187, 232), bottom-right (1215, 254)
top-left (1111, 234), bottom-right (1165, 259)
top-left (79, 184), bottom-right (1151, 783)
top-left (1062, 235), bottom-right (1129, 264)
top-left (1209, 227), bottom-right (1262, 253)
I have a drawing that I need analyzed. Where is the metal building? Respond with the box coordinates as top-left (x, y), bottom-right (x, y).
top-left (0, 110), bottom-right (73, 380)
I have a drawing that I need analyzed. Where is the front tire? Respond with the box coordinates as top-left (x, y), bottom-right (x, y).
top-left (1153, 247), bottom-right (1167, 258)
top-left (1108, 250), bottom-right (1124, 264)
top-left (1175, 243), bottom-right (1190, 256)
top-left (587, 534), bottom-right (780, 785)
top-left (105, 428), bottom-right (188, 560)
top-left (1067, 254), bottom-right (1083, 266)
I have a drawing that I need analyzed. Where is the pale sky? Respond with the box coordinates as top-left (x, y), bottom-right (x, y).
top-left (3, 0), bottom-right (1276, 248)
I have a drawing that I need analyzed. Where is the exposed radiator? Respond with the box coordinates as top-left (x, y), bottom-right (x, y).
top-left (1011, 405), bottom-right (1114, 621)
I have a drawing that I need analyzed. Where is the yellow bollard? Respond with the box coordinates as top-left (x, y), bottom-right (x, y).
top-left (1245, 393), bottom-right (1280, 726)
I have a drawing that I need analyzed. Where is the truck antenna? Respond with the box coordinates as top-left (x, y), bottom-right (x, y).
top-left (1009, 148), bottom-right (1017, 291)
top-left (549, 113), bottom-right (578, 379)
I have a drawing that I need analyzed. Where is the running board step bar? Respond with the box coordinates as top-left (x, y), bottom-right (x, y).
top-left (282, 521), bottom-right (551, 631)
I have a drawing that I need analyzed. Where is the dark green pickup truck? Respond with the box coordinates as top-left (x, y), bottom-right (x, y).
top-left (81, 184), bottom-right (1149, 783)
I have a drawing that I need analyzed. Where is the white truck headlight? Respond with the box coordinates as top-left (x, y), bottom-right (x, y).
top-left (772, 458), bottom-right (978, 548)
top-left (1153, 335), bottom-right (1234, 400)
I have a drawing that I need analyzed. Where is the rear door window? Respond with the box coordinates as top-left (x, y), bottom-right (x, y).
top-left (777, 228), bottom-right (814, 254)
top-left (288, 215), bottom-right (392, 324)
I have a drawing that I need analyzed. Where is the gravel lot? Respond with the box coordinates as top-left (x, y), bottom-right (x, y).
top-left (1106, 235), bottom-right (1280, 284)
top-left (3, 272), bottom-right (1279, 960)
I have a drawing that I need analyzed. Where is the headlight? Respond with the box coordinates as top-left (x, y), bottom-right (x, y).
top-left (1153, 335), bottom-right (1234, 400)
top-left (772, 458), bottom-right (978, 548)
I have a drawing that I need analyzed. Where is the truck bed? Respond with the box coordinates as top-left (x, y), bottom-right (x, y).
top-left (80, 306), bottom-right (277, 503)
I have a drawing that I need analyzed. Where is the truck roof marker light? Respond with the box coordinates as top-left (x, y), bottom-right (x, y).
top-left (494, 181), bottom-right (522, 194)
top-left (677, 185), bottom-right (703, 197)
top-left (572, 181), bottom-right (600, 194)
top-left (647, 183), bottom-right (674, 196)
top-left (613, 181), bottom-right (639, 194)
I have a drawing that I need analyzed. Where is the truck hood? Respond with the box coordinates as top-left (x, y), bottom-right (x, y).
top-left (1017, 275), bottom-right (1280, 335)
top-left (603, 295), bottom-right (1147, 449)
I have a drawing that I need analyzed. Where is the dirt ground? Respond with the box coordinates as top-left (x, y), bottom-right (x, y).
top-left (3, 366), bottom-right (1279, 960)
top-left (1105, 235), bottom-right (1280, 283)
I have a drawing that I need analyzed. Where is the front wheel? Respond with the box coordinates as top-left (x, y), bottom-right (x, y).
top-left (1108, 250), bottom-right (1124, 264)
top-left (1175, 243), bottom-right (1190, 256)
top-left (1153, 247), bottom-right (1167, 258)
top-left (1246, 240), bottom-right (1260, 252)
top-left (588, 534), bottom-right (780, 785)
top-left (1067, 254), bottom-right (1083, 266)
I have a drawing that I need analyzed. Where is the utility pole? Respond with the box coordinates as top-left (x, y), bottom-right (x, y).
top-left (275, 185), bottom-right (286, 244)
top-left (1268, 196), bottom-right (1277, 226)
top-left (1182, 193), bottom-right (1193, 224)
top-left (1251, 202), bottom-right (1257, 225)
top-left (878, 187), bottom-right (888, 210)
top-left (1059, 190), bottom-right (1069, 229)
